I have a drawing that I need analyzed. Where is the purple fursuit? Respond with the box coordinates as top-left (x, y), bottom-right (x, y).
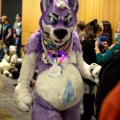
top-left (32, 92), bottom-right (81, 120)
top-left (15, 0), bottom-right (87, 120)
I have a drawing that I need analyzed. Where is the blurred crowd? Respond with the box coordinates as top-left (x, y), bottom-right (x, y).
top-left (0, 13), bottom-right (22, 60)
top-left (1, 12), bottom-right (120, 120)
top-left (0, 14), bottom-right (22, 80)
top-left (77, 19), bottom-right (120, 120)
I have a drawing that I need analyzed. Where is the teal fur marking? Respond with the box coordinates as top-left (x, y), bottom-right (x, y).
top-left (63, 80), bottom-right (74, 107)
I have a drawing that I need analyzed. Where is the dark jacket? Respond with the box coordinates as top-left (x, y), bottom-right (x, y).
top-left (95, 51), bottom-right (120, 119)
top-left (81, 39), bottom-right (98, 64)
top-left (81, 39), bottom-right (98, 86)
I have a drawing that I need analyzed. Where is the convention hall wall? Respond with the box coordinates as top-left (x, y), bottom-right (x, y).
top-left (22, 0), bottom-right (120, 45)
top-left (0, 0), bottom-right (120, 45)
top-left (22, 0), bottom-right (41, 45)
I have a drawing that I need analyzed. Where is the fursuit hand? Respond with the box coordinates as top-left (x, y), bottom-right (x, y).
top-left (89, 63), bottom-right (101, 84)
top-left (14, 83), bottom-right (32, 112)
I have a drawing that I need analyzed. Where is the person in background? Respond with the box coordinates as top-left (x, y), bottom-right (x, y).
top-left (13, 13), bottom-right (22, 58)
top-left (98, 81), bottom-right (120, 120)
top-left (100, 21), bottom-right (112, 46)
top-left (95, 22), bottom-right (120, 65)
top-left (0, 16), bottom-right (13, 48)
top-left (97, 27), bottom-right (109, 53)
top-left (77, 21), bottom-right (86, 42)
top-left (95, 44), bottom-right (120, 120)
top-left (81, 19), bottom-right (101, 120)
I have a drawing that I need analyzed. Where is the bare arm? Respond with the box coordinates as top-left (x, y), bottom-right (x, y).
top-left (5, 28), bottom-right (12, 40)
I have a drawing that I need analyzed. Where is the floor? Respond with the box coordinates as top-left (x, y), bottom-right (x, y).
top-left (0, 75), bottom-right (96, 120)
top-left (0, 75), bottom-right (31, 120)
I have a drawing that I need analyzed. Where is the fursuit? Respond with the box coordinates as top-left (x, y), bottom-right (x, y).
top-left (14, 0), bottom-right (101, 120)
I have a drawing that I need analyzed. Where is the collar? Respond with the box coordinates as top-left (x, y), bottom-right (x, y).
top-left (41, 31), bottom-right (72, 65)
top-left (41, 31), bottom-right (72, 54)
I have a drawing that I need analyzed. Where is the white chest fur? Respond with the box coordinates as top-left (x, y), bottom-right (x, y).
top-left (36, 64), bottom-right (84, 111)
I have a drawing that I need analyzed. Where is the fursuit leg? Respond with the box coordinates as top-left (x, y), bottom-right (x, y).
top-left (32, 92), bottom-right (63, 120)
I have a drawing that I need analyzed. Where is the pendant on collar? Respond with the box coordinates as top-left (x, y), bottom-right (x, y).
top-left (48, 59), bottom-right (62, 78)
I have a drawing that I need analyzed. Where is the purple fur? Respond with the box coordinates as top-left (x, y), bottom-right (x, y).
top-left (25, 30), bottom-right (82, 75)
top-left (40, 0), bottom-right (54, 13)
top-left (40, 0), bottom-right (79, 14)
top-left (32, 92), bottom-right (81, 120)
top-left (26, 32), bottom-right (41, 54)
top-left (68, 0), bottom-right (79, 14)
top-left (25, 1), bottom-right (83, 119)
top-left (72, 31), bottom-right (83, 53)
top-left (25, 32), bottom-right (52, 74)
top-left (40, 0), bottom-right (78, 30)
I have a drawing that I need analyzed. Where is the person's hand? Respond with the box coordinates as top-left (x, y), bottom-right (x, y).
top-left (94, 40), bottom-right (100, 54)
top-left (95, 40), bottom-right (99, 48)
top-left (100, 41), bottom-right (109, 50)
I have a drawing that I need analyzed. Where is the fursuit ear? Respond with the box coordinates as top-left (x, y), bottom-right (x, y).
top-left (68, 0), bottom-right (79, 14)
top-left (40, 0), bottom-right (54, 13)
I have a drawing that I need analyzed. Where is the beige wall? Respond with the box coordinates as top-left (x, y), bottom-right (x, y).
top-left (22, 0), bottom-right (41, 45)
top-left (22, 0), bottom-right (120, 45)
top-left (77, 0), bottom-right (120, 43)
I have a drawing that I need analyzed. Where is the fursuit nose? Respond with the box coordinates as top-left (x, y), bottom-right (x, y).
top-left (54, 28), bottom-right (67, 39)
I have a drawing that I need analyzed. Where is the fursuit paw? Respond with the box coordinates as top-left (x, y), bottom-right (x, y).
top-left (89, 63), bottom-right (101, 84)
top-left (14, 84), bottom-right (32, 112)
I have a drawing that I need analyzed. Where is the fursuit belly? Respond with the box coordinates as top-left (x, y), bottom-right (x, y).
top-left (36, 63), bottom-right (84, 111)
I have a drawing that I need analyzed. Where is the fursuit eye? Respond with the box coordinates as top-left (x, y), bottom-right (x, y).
top-left (50, 17), bottom-right (58, 25)
top-left (64, 17), bottom-right (72, 26)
